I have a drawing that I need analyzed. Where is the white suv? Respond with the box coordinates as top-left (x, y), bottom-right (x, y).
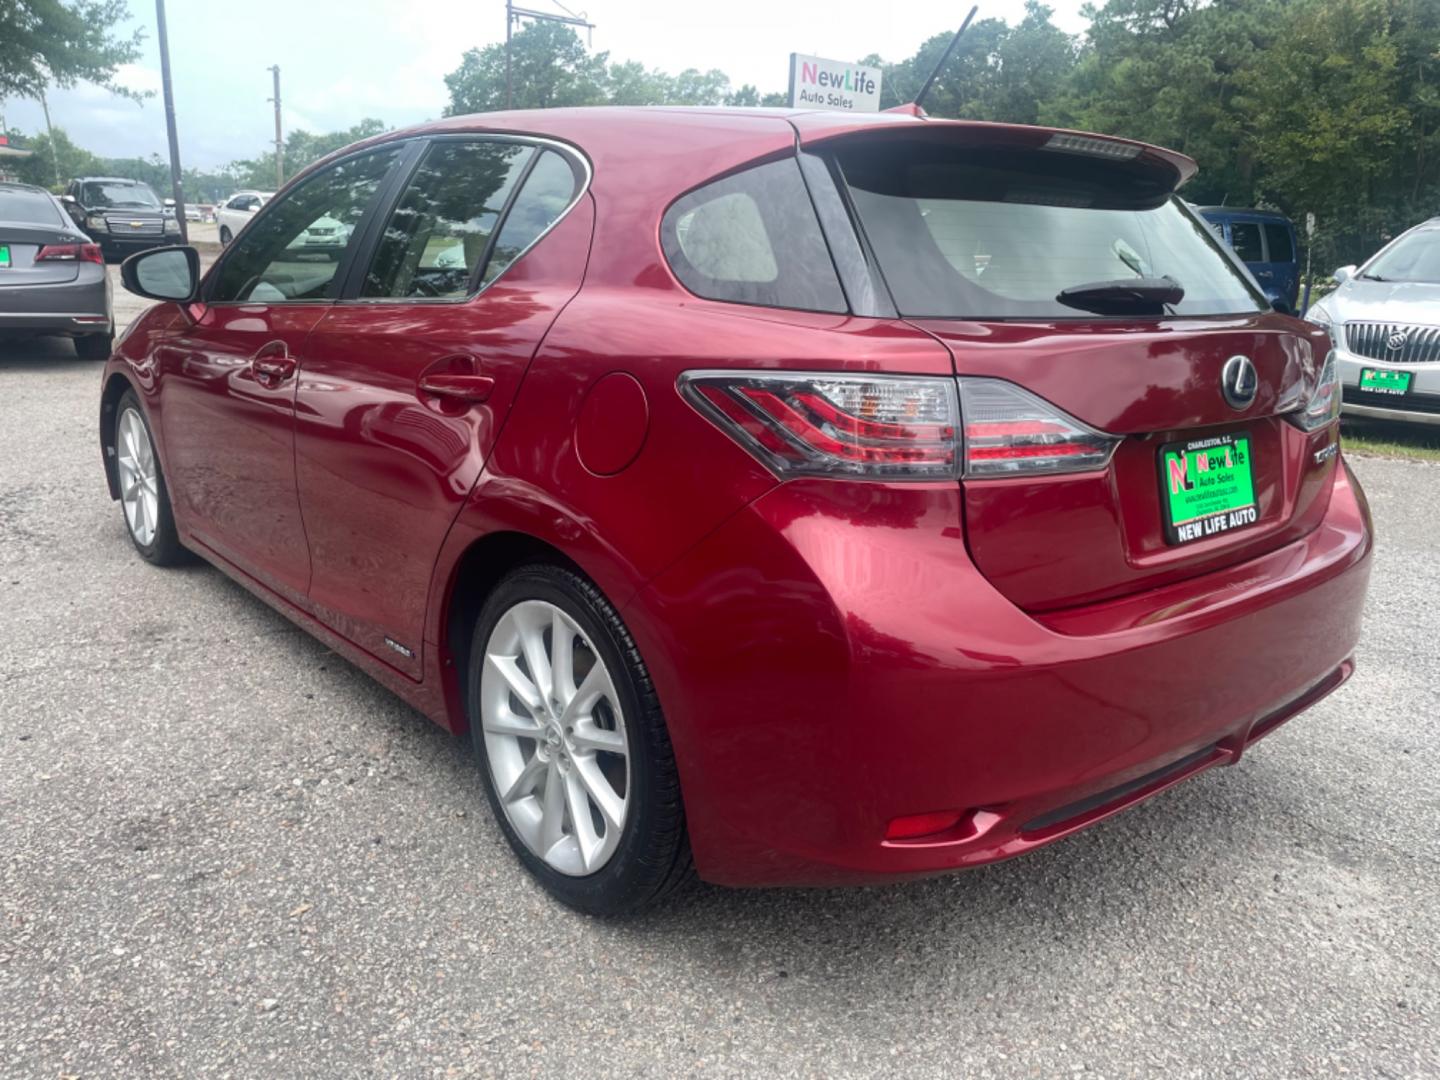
top-left (215, 191), bottom-right (274, 246)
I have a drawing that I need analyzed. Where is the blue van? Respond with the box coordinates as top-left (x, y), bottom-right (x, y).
top-left (1196, 207), bottom-right (1300, 312)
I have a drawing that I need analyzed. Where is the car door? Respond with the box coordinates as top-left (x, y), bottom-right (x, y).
top-left (291, 137), bottom-right (592, 677)
top-left (155, 146), bottom-right (404, 605)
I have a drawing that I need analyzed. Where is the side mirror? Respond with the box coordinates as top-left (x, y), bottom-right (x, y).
top-left (120, 246), bottom-right (201, 303)
top-left (1333, 265), bottom-right (1356, 285)
top-left (164, 197), bottom-right (176, 208)
top-left (61, 194), bottom-right (77, 204)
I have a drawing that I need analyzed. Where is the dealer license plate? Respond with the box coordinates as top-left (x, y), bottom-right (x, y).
top-left (0, 245), bottom-right (10, 268)
top-left (1359, 369), bottom-right (1411, 396)
top-left (1159, 432), bottom-right (1257, 545)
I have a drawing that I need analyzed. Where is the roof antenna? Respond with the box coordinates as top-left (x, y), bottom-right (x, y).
top-left (897, 5), bottom-right (979, 117)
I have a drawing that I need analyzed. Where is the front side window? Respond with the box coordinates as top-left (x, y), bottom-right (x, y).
top-left (210, 147), bottom-right (399, 303)
top-left (661, 158), bottom-right (846, 314)
top-left (1263, 223), bottom-right (1294, 263)
top-left (836, 139), bottom-right (1265, 319)
top-left (361, 140), bottom-right (534, 299)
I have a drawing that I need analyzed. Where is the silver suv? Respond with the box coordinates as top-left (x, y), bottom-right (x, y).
top-left (1307, 217), bottom-right (1440, 426)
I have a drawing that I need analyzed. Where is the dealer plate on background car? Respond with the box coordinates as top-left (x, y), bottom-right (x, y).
top-left (0, 245), bottom-right (10, 268)
top-left (1359, 369), bottom-right (1411, 396)
top-left (1159, 432), bottom-right (1257, 545)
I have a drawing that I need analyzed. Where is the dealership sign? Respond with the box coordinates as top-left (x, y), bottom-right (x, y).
top-left (788, 53), bottom-right (882, 112)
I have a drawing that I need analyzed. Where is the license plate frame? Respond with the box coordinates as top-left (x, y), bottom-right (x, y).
top-left (1158, 432), bottom-right (1258, 546)
top-left (1358, 368), bottom-right (1411, 396)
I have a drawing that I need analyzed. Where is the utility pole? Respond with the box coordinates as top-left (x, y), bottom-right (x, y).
top-left (268, 65), bottom-right (284, 188)
top-left (37, 88), bottom-right (61, 190)
top-left (504, 1), bottom-right (595, 111)
top-left (155, 0), bottom-right (188, 242)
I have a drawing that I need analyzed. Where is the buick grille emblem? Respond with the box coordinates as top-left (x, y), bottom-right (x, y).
top-left (1220, 355), bottom-right (1258, 411)
top-left (1387, 331), bottom-right (1409, 351)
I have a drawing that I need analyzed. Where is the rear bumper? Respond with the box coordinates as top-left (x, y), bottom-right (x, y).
top-left (0, 273), bottom-right (112, 336)
top-left (630, 458), bottom-right (1372, 887)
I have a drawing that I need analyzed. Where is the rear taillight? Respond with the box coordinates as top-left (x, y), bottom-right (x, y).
top-left (680, 372), bottom-right (960, 479)
top-left (959, 378), bottom-right (1120, 476)
top-left (1287, 350), bottom-right (1340, 433)
top-left (35, 243), bottom-right (103, 264)
top-left (681, 371), bottom-right (1120, 481)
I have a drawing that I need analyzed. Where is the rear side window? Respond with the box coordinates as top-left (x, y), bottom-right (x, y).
top-left (661, 158), bottom-right (846, 314)
top-left (835, 139), bottom-right (1264, 320)
top-left (481, 149), bottom-right (580, 286)
top-left (1263, 222), bottom-right (1294, 263)
top-left (1230, 222), bottom-right (1263, 262)
top-left (0, 190), bottom-right (64, 226)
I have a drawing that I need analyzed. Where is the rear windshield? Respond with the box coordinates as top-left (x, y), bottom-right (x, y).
top-left (0, 190), bottom-right (64, 226)
top-left (836, 141), bottom-right (1266, 320)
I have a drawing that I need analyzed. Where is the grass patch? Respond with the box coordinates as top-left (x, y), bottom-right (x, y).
top-left (1341, 417), bottom-right (1440, 462)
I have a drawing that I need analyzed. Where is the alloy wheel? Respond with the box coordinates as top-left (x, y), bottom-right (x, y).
top-left (479, 600), bottom-right (630, 876)
top-left (116, 407), bottom-right (159, 548)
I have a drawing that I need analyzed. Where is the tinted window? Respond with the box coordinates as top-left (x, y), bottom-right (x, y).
top-left (211, 148), bottom-right (399, 303)
top-left (362, 140), bottom-right (532, 299)
top-left (82, 182), bottom-right (160, 209)
top-left (838, 144), bottom-right (1264, 319)
top-left (661, 158), bottom-right (846, 313)
top-left (1230, 222), bottom-right (1263, 262)
top-left (481, 150), bottom-right (579, 286)
top-left (1263, 222), bottom-right (1294, 263)
top-left (0, 190), bottom-right (65, 226)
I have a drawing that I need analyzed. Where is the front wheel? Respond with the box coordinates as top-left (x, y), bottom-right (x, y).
top-left (114, 391), bottom-right (185, 565)
top-left (219, 226), bottom-right (232, 246)
top-left (468, 564), bottom-right (692, 916)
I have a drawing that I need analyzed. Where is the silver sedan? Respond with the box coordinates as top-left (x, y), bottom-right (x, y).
top-left (1306, 217), bottom-right (1440, 426)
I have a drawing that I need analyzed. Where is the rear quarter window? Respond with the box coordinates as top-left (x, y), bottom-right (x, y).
top-left (1263, 223), bottom-right (1295, 263)
top-left (661, 158), bottom-right (846, 314)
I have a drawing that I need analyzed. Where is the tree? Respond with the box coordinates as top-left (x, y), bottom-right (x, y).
top-left (444, 21), bottom-right (609, 115)
top-left (229, 118), bottom-right (389, 189)
top-left (0, 0), bottom-right (145, 100)
top-left (11, 127), bottom-right (99, 189)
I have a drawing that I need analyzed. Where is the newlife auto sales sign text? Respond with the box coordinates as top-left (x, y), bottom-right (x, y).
top-left (788, 53), bottom-right (882, 112)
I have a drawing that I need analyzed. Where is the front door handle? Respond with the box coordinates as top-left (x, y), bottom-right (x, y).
top-left (418, 373), bottom-right (495, 403)
top-left (251, 340), bottom-right (296, 386)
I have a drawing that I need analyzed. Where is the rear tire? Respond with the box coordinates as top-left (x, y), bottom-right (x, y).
top-left (467, 563), bottom-right (692, 916)
top-left (75, 333), bottom-right (113, 361)
top-left (114, 390), bottom-right (185, 566)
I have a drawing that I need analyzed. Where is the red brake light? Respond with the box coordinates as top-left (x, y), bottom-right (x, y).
top-left (959, 378), bottom-right (1120, 476)
top-left (681, 372), bottom-right (960, 480)
top-left (36, 243), bottom-right (103, 264)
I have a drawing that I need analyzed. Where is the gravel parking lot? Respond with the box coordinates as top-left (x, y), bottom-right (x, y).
top-left (2, 270), bottom-right (1437, 1078)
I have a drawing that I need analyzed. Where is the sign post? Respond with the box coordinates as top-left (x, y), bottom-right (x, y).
top-left (788, 54), bottom-right (882, 112)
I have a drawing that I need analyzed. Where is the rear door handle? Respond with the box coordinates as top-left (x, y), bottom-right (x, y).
top-left (418, 373), bottom-right (495, 403)
top-left (251, 341), bottom-right (296, 385)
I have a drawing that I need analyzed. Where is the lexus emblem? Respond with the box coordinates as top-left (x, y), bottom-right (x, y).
top-left (1220, 355), bottom-right (1258, 411)
top-left (1387, 331), bottom-right (1409, 351)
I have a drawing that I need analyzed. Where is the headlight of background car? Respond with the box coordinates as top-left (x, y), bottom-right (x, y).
top-left (85, 215), bottom-right (108, 233)
top-left (1305, 305), bottom-right (1342, 350)
top-left (164, 218), bottom-right (181, 234)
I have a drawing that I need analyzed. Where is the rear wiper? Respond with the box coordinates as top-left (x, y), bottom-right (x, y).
top-left (1056, 276), bottom-right (1184, 315)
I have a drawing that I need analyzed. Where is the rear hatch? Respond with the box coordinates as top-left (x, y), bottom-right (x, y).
top-left (816, 123), bottom-right (1337, 612)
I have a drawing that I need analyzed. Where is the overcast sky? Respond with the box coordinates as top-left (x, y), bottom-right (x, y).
top-left (1, 0), bottom-right (1092, 170)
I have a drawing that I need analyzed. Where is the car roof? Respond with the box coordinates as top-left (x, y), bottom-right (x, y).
top-left (302, 106), bottom-right (1200, 205)
top-left (0, 180), bottom-right (49, 195)
top-left (75, 176), bottom-right (148, 184)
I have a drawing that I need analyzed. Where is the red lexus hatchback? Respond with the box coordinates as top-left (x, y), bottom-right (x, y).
top-left (103, 107), bottom-right (1371, 914)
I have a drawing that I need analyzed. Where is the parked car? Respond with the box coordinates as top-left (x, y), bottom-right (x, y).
top-left (1305, 216), bottom-right (1440, 426)
top-left (1197, 207), bottom-right (1300, 312)
top-left (183, 204), bottom-right (202, 223)
top-left (102, 108), bottom-right (1370, 915)
top-left (214, 190), bottom-right (273, 247)
top-left (61, 176), bottom-right (180, 262)
top-left (0, 180), bottom-right (113, 358)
